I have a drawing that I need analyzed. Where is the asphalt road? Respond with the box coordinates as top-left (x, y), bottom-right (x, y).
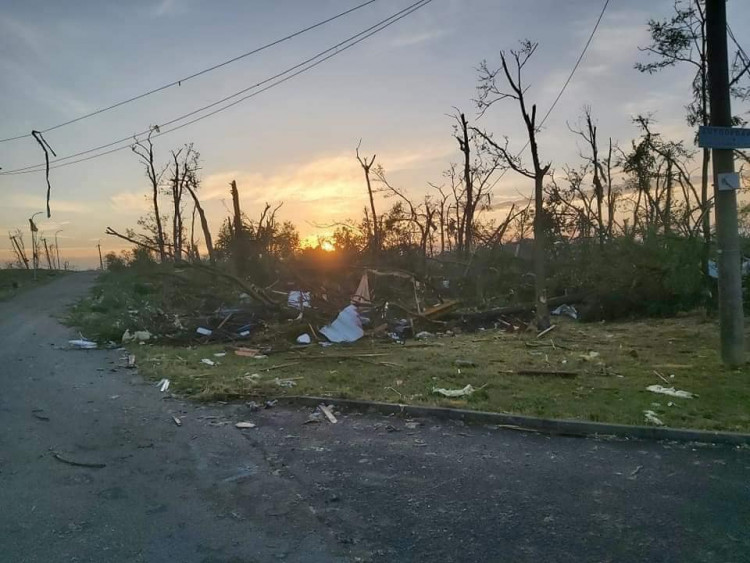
top-left (1, 272), bottom-right (748, 563)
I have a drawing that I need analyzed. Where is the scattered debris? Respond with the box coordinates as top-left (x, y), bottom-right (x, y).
top-left (319, 305), bottom-right (364, 343)
top-left (646, 385), bottom-right (695, 399)
top-left (296, 333), bottom-right (312, 345)
top-left (246, 401), bottom-right (261, 411)
top-left (630, 465), bottom-right (643, 477)
top-left (157, 378), bottom-right (170, 392)
top-left (432, 384), bottom-right (477, 397)
top-left (214, 352), bottom-right (227, 357)
top-left (653, 370), bottom-right (671, 384)
top-left (304, 412), bottom-right (323, 424)
top-left (234, 347), bottom-right (263, 358)
top-left (551, 304), bottom-right (578, 320)
top-left (404, 421), bottom-right (420, 429)
top-left (122, 329), bottom-right (151, 343)
top-left (69, 339), bottom-right (97, 350)
top-left (288, 290), bottom-right (311, 310)
top-left (201, 358), bottom-right (216, 366)
top-left (415, 331), bottom-right (434, 339)
top-left (274, 377), bottom-right (298, 388)
top-left (172, 416), bottom-right (182, 426)
top-left (536, 324), bottom-right (557, 338)
top-left (126, 354), bottom-right (136, 368)
top-left (235, 421), bottom-right (256, 429)
top-left (265, 399), bottom-right (278, 408)
top-left (580, 351), bottom-right (600, 362)
top-left (318, 404), bottom-right (338, 424)
top-left (512, 369), bottom-right (578, 378)
top-left (644, 410), bottom-right (664, 426)
top-left (51, 450), bottom-right (106, 469)
top-left (196, 327), bottom-right (213, 336)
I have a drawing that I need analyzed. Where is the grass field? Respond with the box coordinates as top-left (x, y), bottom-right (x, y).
top-left (0, 269), bottom-right (65, 301)
top-left (127, 314), bottom-right (750, 433)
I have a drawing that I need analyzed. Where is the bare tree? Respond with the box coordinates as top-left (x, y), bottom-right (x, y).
top-left (183, 162), bottom-right (215, 265)
top-left (475, 40), bottom-right (551, 329)
top-left (356, 142), bottom-right (380, 256)
top-left (374, 166), bottom-right (437, 273)
top-left (636, 0), bottom-right (750, 273)
top-left (131, 128), bottom-right (167, 263)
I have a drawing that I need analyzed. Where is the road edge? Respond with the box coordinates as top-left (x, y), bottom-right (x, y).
top-left (278, 396), bottom-right (750, 445)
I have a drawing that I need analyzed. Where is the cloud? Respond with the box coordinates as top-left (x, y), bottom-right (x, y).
top-left (110, 191), bottom-right (150, 212)
top-left (7, 193), bottom-right (92, 214)
top-left (390, 29), bottom-right (447, 48)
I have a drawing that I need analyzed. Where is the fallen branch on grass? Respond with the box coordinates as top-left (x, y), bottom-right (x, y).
top-left (501, 369), bottom-right (579, 378)
top-left (446, 293), bottom-right (587, 323)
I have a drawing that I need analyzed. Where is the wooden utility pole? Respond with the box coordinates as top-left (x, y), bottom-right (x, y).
top-left (230, 180), bottom-right (248, 275)
top-left (97, 242), bottom-right (104, 270)
top-left (706, 0), bottom-right (744, 366)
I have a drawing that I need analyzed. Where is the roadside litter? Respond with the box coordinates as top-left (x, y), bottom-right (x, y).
top-left (551, 304), bottom-right (578, 320)
top-left (235, 421), bottom-right (256, 429)
top-left (156, 378), bottom-right (170, 392)
top-left (172, 416), bottom-right (182, 426)
top-left (318, 404), bottom-right (337, 424)
top-left (201, 358), bottom-right (216, 366)
top-left (122, 329), bottom-right (151, 343)
top-left (69, 338), bottom-right (97, 349)
top-left (432, 384), bottom-right (477, 398)
top-left (644, 410), bottom-right (664, 426)
top-left (646, 385), bottom-right (695, 399)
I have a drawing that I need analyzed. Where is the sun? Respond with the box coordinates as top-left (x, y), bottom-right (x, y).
top-left (320, 240), bottom-right (335, 252)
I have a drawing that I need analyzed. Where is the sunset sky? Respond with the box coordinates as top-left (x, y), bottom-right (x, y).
top-left (1, 0), bottom-right (749, 268)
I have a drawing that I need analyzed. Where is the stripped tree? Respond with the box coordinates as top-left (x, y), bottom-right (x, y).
top-left (475, 40), bottom-right (552, 329)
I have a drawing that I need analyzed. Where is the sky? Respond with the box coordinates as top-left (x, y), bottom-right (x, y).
top-left (1, 0), bottom-right (749, 268)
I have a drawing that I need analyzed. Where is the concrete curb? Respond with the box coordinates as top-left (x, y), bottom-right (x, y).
top-left (279, 396), bottom-right (750, 446)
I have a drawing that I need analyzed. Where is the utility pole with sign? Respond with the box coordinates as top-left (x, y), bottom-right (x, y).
top-left (699, 0), bottom-right (745, 366)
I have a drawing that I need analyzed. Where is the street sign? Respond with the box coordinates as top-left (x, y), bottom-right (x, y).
top-left (718, 172), bottom-right (740, 191)
top-left (698, 125), bottom-right (750, 149)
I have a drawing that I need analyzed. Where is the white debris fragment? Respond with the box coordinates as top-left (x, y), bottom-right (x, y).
top-left (274, 378), bottom-right (297, 388)
top-left (644, 410), bottom-right (664, 426)
top-left (214, 352), bottom-right (227, 357)
top-left (196, 327), bottom-right (212, 336)
top-left (296, 333), bottom-right (312, 345)
top-left (320, 305), bottom-right (363, 343)
top-left (69, 339), bottom-right (97, 349)
top-left (415, 331), bottom-right (434, 339)
top-left (235, 421), bottom-right (256, 429)
top-left (646, 385), bottom-right (694, 399)
top-left (318, 404), bottom-right (338, 424)
top-left (157, 378), bottom-right (170, 392)
top-left (122, 329), bottom-right (151, 343)
top-left (432, 384), bottom-right (475, 398)
top-left (201, 358), bottom-right (216, 366)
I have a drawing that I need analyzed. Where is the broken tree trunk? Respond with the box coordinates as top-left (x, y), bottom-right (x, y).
top-left (445, 293), bottom-right (586, 323)
top-left (183, 179), bottom-right (215, 264)
top-left (230, 180), bottom-right (248, 275)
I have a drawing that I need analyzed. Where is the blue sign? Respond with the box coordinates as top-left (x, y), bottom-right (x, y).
top-left (698, 126), bottom-right (750, 149)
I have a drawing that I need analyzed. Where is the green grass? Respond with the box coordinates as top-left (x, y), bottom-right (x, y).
top-left (0, 269), bottom-right (65, 301)
top-left (67, 267), bottom-right (750, 432)
top-left (128, 314), bottom-right (750, 433)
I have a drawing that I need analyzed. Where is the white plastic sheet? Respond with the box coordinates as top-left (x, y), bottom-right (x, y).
top-left (319, 305), bottom-right (363, 343)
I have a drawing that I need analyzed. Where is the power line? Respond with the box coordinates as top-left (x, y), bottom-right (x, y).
top-left (488, 0), bottom-right (610, 191)
top-left (1, 0), bottom-right (432, 176)
top-left (0, 0), bottom-right (379, 144)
